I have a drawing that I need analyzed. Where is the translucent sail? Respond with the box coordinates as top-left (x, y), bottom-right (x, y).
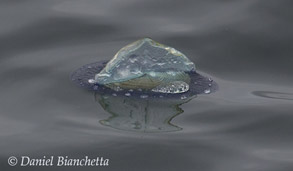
top-left (94, 38), bottom-right (195, 93)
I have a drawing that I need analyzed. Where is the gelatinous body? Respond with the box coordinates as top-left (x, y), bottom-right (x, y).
top-left (71, 38), bottom-right (218, 98)
top-left (71, 61), bottom-right (217, 99)
top-left (94, 38), bottom-right (194, 92)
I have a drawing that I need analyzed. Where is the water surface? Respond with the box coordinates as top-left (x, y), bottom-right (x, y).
top-left (0, 0), bottom-right (293, 170)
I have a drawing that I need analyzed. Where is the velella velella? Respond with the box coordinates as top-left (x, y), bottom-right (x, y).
top-left (71, 38), bottom-right (218, 98)
top-left (94, 38), bottom-right (194, 92)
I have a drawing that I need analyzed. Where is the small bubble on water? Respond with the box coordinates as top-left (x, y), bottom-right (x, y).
top-left (112, 93), bottom-right (117, 96)
top-left (129, 89), bottom-right (134, 92)
top-left (140, 94), bottom-right (148, 99)
top-left (114, 86), bottom-right (123, 92)
top-left (208, 78), bottom-right (213, 82)
top-left (208, 83), bottom-right (212, 87)
top-left (125, 93), bottom-right (131, 96)
top-left (204, 89), bottom-right (211, 94)
top-left (181, 95), bottom-right (187, 100)
top-left (88, 79), bottom-right (95, 84)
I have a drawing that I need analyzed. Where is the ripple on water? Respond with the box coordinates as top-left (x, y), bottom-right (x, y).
top-left (252, 91), bottom-right (293, 101)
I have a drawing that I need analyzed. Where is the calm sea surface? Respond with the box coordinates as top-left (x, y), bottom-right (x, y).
top-left (0, 0), bottom-right (293, 170)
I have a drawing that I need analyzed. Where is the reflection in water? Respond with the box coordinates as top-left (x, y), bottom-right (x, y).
top-left (95, 93), bottom-right (195, 133)
top-left (252, 91), bottom-right (293, 100)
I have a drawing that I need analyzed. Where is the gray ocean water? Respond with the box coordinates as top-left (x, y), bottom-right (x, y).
top-left (1, 0), bottom-right (293, 170)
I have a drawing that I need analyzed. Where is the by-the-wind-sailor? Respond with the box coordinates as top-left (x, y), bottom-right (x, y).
top-left (71, 38), bottom-right (218, 98)
top-left (95, 38), bottom-right (194, 92)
